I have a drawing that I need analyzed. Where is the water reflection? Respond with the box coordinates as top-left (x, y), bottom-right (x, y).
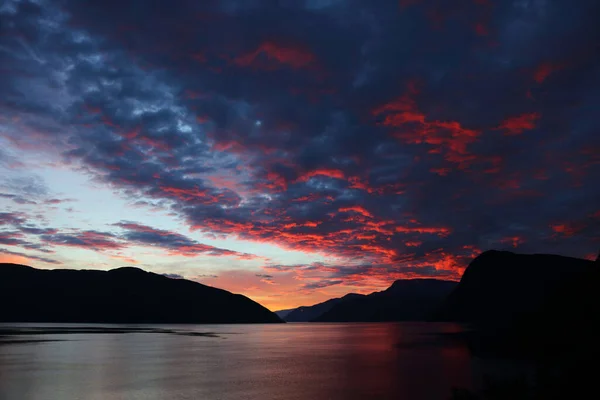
top-left (0, 323), bottom-right (474, 400)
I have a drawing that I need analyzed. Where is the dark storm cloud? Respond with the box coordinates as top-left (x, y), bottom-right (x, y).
top-left (1, 0), bottom-right (599, 282)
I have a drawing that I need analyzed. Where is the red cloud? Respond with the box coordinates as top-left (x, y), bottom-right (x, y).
top-left (395, 225), bottom-right (451, 236)
top-left (339, 206), bottom-right (374, 218)
top-left (373, 84), bottom-right (481, 171)
top-left (497, 113), bottom-right (541, 135)
top-left (121, 126), bottom-right (141, 140)
top-left (234, 42), bottom-right (315, 70)
top-left (157, 184), bottom-right (234, 205)
top-left (263, 171), bottom-right (289, 192)
top-left (296, 168), bottom-right (345, 182)
top-left (549, 222), bottom-right (589, 238)
top-left (550, 224), bottom-right (575, 236)
top-left (500, 236), bottom-right (525, 248)
top-left (261, 248), bottom-right (476, 299)
top-left (431, 167), bottom-right (451, 176)
top-left (534, 62), bottom-right (562, 83)
top-left (474, 22), bottom-right (488, 36)
top-left (347, 176), bottom-right (370, 191)
top-left (292, 193), bottom-right (322, 202)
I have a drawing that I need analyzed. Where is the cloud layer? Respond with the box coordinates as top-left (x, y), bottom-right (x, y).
top-left (1, 0), bottom-right (599, 305)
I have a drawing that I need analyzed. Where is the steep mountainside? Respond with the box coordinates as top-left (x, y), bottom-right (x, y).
top-left (437, 250), bottom-right (593, 323)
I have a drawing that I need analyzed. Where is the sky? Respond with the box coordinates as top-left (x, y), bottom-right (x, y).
top-left (0, 0), bottom-right (599, 311)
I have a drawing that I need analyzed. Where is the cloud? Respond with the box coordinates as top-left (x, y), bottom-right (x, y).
top-left (1, 209), bottom-right (261, 260)
top-left (162, 273), bottom-right (184, 279)
top-left (41, 231), bottom-right (125, 251)
top-left (0, 248), bottom-right (61, 265)
top-left (302, 279), bottom-right (344, 290)
top-left (0, 193), bottom-right (38, 205)
top-left (234, 41), bottom-right (317, 70)
top-left (0, 176), bottom-right (48, 198)
top-left (497, 113), bottom-right (541, 135)
top-left (255, 273), bottom-right (276, 284)
top-left (114, 221), bottom-right (260, 259)
top-left (0, 0), bottom-right (598, 293)
top-left (44, 198), bottom-right (76, 205)
top-left (534, 62), bottom-right (562, 84)
top-left (0, 212), bottom-right (28, 226)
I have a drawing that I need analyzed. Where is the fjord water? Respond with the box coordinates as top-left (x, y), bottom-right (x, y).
top-left (0, 323), bottom-right (474, 400)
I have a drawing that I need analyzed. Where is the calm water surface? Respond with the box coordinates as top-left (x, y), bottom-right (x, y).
top-left (0, 323), bottom-right (477, 400)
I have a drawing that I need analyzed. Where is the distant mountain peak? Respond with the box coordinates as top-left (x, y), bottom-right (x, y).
top-left (314, 278), bottom-right (457, 322)
top-left (109, 266), bottom-right (148, 274)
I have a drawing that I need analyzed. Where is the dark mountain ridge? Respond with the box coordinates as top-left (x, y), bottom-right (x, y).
top-left (314, 279), bottom-right (457, 322)
top-left (0, 263), bottom-right (282, 324)
top-left (282, 293), bottom-right (365, 322)
top-left (274, 308), bottom-right (296, 319)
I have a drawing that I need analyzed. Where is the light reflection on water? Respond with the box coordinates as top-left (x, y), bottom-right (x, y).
top-left (0, 322), bottom-right (475, 400)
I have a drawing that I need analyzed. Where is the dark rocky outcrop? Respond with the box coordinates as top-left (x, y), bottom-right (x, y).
top-left (442, 250), bottom-right (600, 398)
top-left (437, 250), bottom-right (593, 324)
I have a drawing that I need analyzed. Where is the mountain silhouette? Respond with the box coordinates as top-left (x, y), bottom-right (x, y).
top-left (281, 293), bottom-right (365, 322)
top-left (314, 279), bottom-right (457, 322)
top-left (0, 264), bottom-right (282, 324)
top-left (274, 308), bottom-right (296, 319)
top-left (441, 250), bottom-right (600, 398)
top-left (437, 250), bottom-right (594, 324)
